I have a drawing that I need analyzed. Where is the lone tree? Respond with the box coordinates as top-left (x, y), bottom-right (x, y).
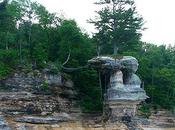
top-left (91, 0), bottom-right (144, 55)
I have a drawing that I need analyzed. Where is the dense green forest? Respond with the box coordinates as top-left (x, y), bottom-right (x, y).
top-left (0, 0), bottom-right (174, 113)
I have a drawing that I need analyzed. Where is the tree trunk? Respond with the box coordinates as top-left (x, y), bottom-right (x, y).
top-left (113, 42), bottom-right (118, 55)
top-left (19, 40), bottom-right (22, 64)
top-left (28, 22), bottom-right (33, 63)
top-left (151, 65), bottom-right (154, 103)
top-left (97, 44), bottom-right (101, 56)
top-left (112, 1), bottom-right (117, 55)
top-left (5, 31), bottom-right (9, 50)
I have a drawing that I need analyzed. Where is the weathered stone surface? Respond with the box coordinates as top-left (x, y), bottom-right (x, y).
top-left (120, 56), bottom-right (139, 73)
top-left (1, 69), bottom-right (75, 93)
top-left (15, 117), bottom-right (60, 124)
top-left (88, 56), bottom-right (148, 121)
top-left (45, 74), bottom-right (62, 86)
top-left (88, 56), bottom-right (120, 70)
top-left (88, 56), bottom-right (139, 72)
top-left (15, 114), bottom-right (71, 124)
top-left (0, 91), bottom-right (78, 115)
top-left (0, 116), bottom-right (11, 130)
top-left (16, 125), bottom-right (34, 130)
top-left (64, 79), bottom-right (74, 88)
top-left (125, 74), bottom-right (141, 86)
top-left (52, 112), bottom-right (72, 120)
top-left (107, 87), bottom-right (147, 101)
top-left (0, 69), bottom-right (79, 116)
top-left (110, 70), bottom-right (124, 88)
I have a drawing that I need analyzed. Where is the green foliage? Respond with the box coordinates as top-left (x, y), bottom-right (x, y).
top-left (0, 62), bottom-right (10, 79)
top-left (138, 103), bottom-right (151, 118)
top-left (0, 0), bottom-right (99, 112)
top-left (45, 62), bottom-right (61, 74)
top-left (0, 49), bottom-right (18, 67)
top-left (136, 44), bottom-right (175, 110)
top-left (72, 69), bottom-right (103, 112)
top-left (58, 20), bottom-right (95, 66)
top-left (21, 63), bottom-right (33, 73)
top-left (0, 0), bottom-right (174, 113)
top-left (41, 80), bottom-right (49, 90)
top-left (91, 0), bottom-right (144, 55)
top-left (33, 42), bottom-right (48, 68)
top-left (120, 44), bottom-right (175, 111)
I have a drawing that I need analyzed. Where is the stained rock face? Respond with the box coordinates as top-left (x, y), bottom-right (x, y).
top-left (0, 69), bottom-right (79, 116)
top-left (88, 56), bottom-right (148, 121)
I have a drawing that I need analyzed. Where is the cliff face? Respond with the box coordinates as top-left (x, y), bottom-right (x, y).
top-left (0, 68), bottom-right (129, 130)
top-left (0, 68), bottom-right (79, 116)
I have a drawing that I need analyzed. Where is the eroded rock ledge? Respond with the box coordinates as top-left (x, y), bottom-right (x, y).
top-left (88, 56), bottom-right (148, 122)
top-left (0, 68), bottom-right (80, 116)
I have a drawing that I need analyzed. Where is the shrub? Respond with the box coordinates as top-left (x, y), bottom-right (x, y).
top-left (41, 80), bottom-right (49, 90)
top-left (138, 103), bottom-right (151, 118)
top-left (0, 62), bottom-right (10, 79)
top-left (0, 49), bottom-right (18, 68)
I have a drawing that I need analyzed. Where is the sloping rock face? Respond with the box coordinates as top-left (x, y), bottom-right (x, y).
top-left (0, 69), bottom-right (79, 116)
top-left (88, 56), bottom-right (148, 122)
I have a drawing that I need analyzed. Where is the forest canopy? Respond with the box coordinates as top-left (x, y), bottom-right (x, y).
top-left (0, 0), bottom-right (174, 112)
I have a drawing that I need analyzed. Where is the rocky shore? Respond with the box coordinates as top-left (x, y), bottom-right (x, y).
top-left (0, 111), bottom-right (174, 130)
top-left (0, 62), bottom-right (174, 130)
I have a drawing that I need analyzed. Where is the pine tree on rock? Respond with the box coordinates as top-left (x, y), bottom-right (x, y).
top-left (92, 0), bottom-right (144, 55)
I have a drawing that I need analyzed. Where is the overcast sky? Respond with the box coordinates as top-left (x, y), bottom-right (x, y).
top-left (35, 0), bottom-right (175, 46)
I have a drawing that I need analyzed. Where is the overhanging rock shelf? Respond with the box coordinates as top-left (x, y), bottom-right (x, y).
top-left (88, 56), bottom-right (148, 121)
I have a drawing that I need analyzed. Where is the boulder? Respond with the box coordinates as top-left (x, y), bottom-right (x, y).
top-left (120, 56), bottom-right (139, 73)
top-left (125, 74), bottom-right (141, 86)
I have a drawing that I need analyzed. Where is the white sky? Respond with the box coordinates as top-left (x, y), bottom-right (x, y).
top-left (35, 0), bottom-right (175, 45)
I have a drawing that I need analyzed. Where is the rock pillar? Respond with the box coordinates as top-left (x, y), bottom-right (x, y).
top-left (88, 56), bottom-right (148, 122)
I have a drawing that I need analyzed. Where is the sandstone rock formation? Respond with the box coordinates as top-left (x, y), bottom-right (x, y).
top-left (88, 56), bottom-right (148, 121)
top-left (0, 68), bottom-right (79, 116)
top-left (0, 116), bottom-right (11, 130)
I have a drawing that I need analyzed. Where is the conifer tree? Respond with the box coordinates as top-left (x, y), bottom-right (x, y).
top-left (92, 0), bottom-right (144, 55)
